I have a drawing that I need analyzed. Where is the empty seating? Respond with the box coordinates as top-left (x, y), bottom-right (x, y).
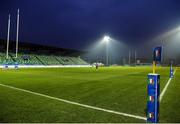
top-left (0, 52), bottom-right (88, 65)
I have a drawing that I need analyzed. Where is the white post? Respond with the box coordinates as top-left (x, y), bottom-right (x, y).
top-left (106, 42), bottom-right (109, 66)
top-left (15, 9), bottom-right (20, 58)
top-left (129, 51), bottom-right (131, 65)
top-left (135, 50), bottom-right (137, 64)
top-left (6, 14), bottom-right (11, 59)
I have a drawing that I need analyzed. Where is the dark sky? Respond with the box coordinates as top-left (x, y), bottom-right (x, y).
top-left (0, 0), bottom-right (180, 50)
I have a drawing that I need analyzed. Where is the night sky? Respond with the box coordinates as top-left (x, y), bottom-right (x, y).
top-left (0, 0), bottom-right (180, 50)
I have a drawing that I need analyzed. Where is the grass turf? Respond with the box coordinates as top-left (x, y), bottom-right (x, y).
top-left (0, 66), bottom-right (179, 123)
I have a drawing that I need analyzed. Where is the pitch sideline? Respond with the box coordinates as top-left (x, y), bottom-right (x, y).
top-left (0, 83), bottom-right (146, 121)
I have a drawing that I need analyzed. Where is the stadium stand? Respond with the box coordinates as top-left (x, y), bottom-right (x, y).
top-left (0, 39), bottom-right (88, 65)
top-left (0, 52), bottom-right (88, 65)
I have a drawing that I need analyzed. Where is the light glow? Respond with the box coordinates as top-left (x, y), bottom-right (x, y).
top-left (103, 36), bottom-right (110, 43)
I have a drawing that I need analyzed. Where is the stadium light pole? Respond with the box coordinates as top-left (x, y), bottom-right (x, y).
top-left (15, 9), bottom-right (20, 58)
top-left (102, 35), bottom-right (110, 66)
top-left (6, 14), bottom-right (11, 59)
top-left (129, 51), bottom-right (131, 65)
top-left (135, 50), bottom-right (137, 65)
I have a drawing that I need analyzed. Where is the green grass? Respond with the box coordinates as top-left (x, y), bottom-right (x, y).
top-left (0, 66), bottom-right (179, 123)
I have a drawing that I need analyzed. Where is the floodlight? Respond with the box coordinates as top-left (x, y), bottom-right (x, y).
top-left (103, 35), bottom-right (110, 43)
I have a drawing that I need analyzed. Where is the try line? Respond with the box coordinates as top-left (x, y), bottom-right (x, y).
top-left (0, 83), bottom-right (147, 121)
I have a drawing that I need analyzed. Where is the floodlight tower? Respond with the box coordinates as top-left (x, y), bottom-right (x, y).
top-left (135, 50), bottom-right (137, 65)
top-left (129, 51), bottom-right (131, 65)
top-left (102, 35), bottom-right (110, 66)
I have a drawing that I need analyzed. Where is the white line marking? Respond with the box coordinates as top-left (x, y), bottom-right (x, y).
top-left (160, 69), bottom-right (177, 102)
top-left (0, 83), bottom-right (146, 121)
